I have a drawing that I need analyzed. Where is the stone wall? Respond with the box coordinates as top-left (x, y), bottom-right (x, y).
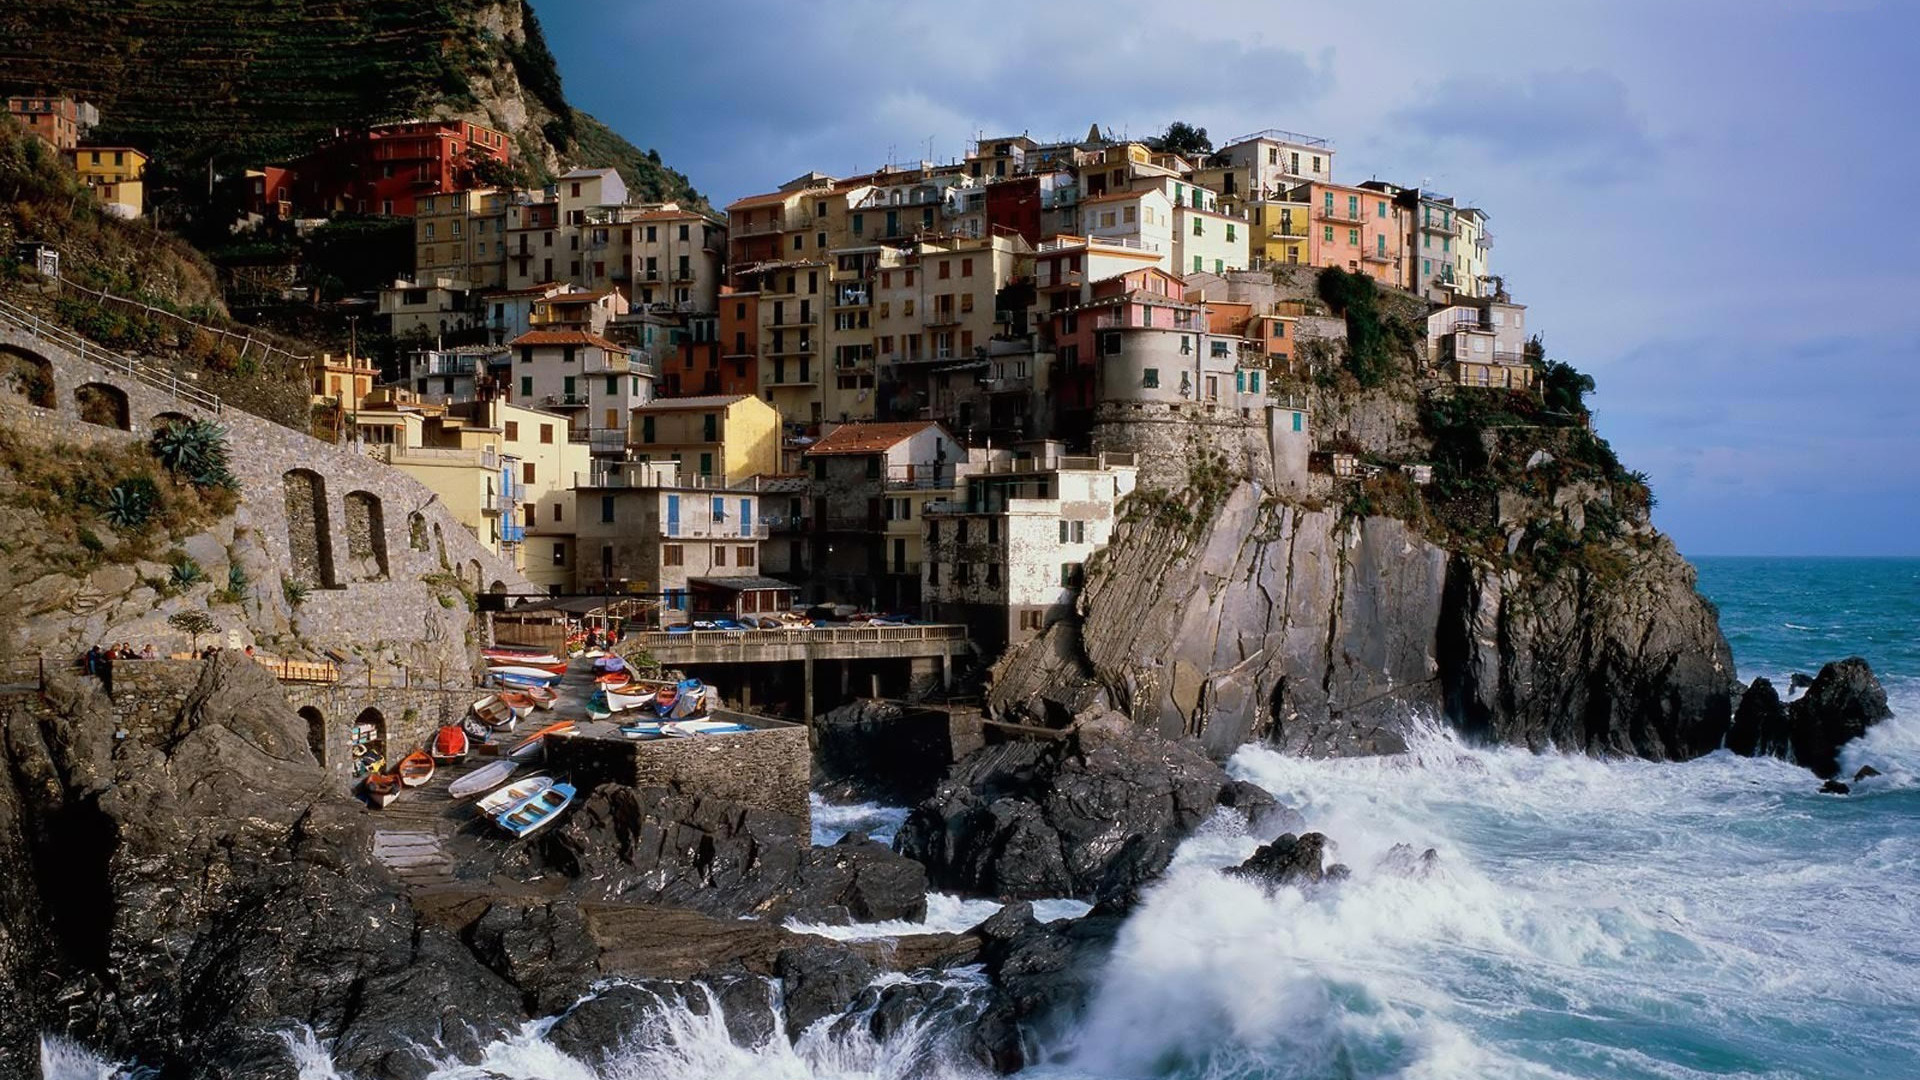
top-left (546, 719), bottom-right (812, 832)
top-left (1093, 400), bottom-right (1280, 489)
top-left (0, 322), bottom-right (528, 673)
top-left (103, 659), bottom-right (200, 741)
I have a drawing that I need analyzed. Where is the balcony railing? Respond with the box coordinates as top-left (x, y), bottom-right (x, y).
top-left (766, 370), bottom-right (819, 386)
top-left (1492, 350), bottom-right (1527, 365)
top-left (500, 523), bottom-right (527, 544)
top-left (540, 393), bottom-right (591, 407)
top-left (662, 523), bottom-right (772, 540)
top-left (765, 514), bottom-right (812, 532)
top-left (1361, 248), bottom-right (1394, 264)
top-left (1315, 205), bottom-right (1366, 226)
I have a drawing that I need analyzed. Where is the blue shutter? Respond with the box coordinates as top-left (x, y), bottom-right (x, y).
top-left (666, 494), bottom-right (680, 536)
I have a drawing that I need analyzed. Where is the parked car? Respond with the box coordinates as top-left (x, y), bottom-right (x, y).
top-left (710, 619), bottom-right (745, 631)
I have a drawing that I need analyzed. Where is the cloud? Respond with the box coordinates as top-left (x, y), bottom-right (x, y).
top-left (1391, 69), bottom-right (1658, 185)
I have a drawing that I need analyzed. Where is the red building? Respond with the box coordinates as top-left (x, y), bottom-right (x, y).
top-left (287, 120), bottom-right (510, 217)
top-left (717, 288), bottom-right (761, 397)
top-left (244, 166), bottom-right (295, 221)
top-left (6, 96), bottom-right (93, 151)
top-left (985, 175), bottom-right (1042, 245)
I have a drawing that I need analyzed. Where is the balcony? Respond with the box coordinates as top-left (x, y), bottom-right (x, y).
top-left (768, 310), bottom-right (816, 328)
top-left (500, 523), bottom-right (527, 545)
top-left (730, 212), bottom-right (793, 237)
top-left (1267, 221), bottom-right (1310, 240)
top-left (1492, 349), bottom-right (1527, 366)
top-left (540, 393), bottom-right (591, 408)
top-left (767, 340), bottom-right (816, 357)
top-left (583, 353), bottom-right (631, 375)
top-left (671, 267), bottom-right (698, 283)
top-left (766, 370), bottom-right (819, 387)
top-left (1361, 248), bottom-right (1394, 265)
top-left (1419, 217), bottom-right (1454, 235)
top-left (925, 310), bottom-right (962, 328)
top-left (1315, 204), bottom-right (1366, 226)
top-left (834, 289), bottom-right (871, 308)
top-left (765, 514), bottom-right (812, 533)
top-left (662, 522), bottom-right (772, 540)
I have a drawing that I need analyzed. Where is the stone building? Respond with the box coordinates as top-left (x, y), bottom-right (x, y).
top-left (802, 420), bottom-right (968, 610)
top-left (572, 460), bottom-right (769, 615)
top-left (922, 446), bottom-right (1138, 654)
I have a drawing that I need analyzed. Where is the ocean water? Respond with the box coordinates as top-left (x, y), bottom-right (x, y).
top-left (43, 559), bottom-right (1920, 1080)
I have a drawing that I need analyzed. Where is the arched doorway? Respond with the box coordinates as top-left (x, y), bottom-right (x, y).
top-left (0, 346), bottom-right (55, 408)
top-left (283, 469), bottom-right (337, 588)
top-left (298, 706), bottom-right (326, 766)
top-left (343, 490), bottom-right (389, 581)
top-left (350, 707), bottom-right (386, 778)
top-left (74, 383), bottom-right (131, 430)
top-left (407, 511), bottom-right (430, 552)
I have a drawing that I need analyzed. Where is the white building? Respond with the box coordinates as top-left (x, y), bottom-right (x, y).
top-left (504, 330), bottom-right (654, 452)
top-left (923, 446), bottom-right (1139, 652)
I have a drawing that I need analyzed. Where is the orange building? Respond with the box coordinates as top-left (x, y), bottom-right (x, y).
top-left (6, 96), bottom-right (93, 150)
top-left (717, 289), bottom-right (761, 397)
top-left (1304, 181), bottom-right (1411, 289)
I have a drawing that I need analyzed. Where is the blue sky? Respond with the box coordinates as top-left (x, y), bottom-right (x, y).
top-left (533, 0), bottom-right (1920, 555)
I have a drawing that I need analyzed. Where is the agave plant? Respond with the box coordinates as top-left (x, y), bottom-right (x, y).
top-left (151, 419), bottom-right (238, 491)
top-left (102, 479), bottom-right (156, 529)
top-left (170, 556), bottom-right (206, 589)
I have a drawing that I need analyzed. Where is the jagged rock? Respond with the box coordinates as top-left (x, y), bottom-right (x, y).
top-left (1726, 677), bottom-right (1790, 757)
top-left (1218, 778), bottom-right (1306, 836)
top-left (1820, 780), bottom-right (1850, 795)
top-left (1225, 832), bottom-right (1332, 888)
top-left (990, 476), bottom-right (1737, 764)
top-left (970, 907), bottom-right (1126, 1073)
top-left (547, 784), bottom-right (928, 922)
top-left (544, 978), bottom-right (776, 1065)
top-left (1377, 842), bottom-right (1441, 878)
top-left (775, 944), bottom-right (876, 1038)
top-left (812, 698), bottom-right (957, 805)
top-left (1790, 673), bottom-right (1816, 692)
top-left (464, 900), bottom-right (601, 1016)
top-left (1855, 765), bottom-right (1882, 782)
top-left (1787, 658), bottom-right (1892, 779)
top-left (896, 716), bottom-right (1231, 901)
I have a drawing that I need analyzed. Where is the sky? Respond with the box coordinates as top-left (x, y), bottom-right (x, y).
top-left (533, 0), bottom-right (1920, 556)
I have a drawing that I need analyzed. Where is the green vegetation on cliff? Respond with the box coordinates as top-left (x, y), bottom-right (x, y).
top-left (0, 0), bottom-right (703, 208)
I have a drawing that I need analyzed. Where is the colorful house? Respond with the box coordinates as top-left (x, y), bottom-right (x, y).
top-left (64, 145), bottom-right (147, 218)
top-left (628, 393), bottom-right (782, 484)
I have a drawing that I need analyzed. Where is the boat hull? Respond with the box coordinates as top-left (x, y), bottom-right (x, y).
top-left (448, 759), bottom-right (518, 800)
top-left (477, 774), bottom-right (554, 816)
top-left (397, 751), bottom-right (435, 788)
top-left (494, 783), bottom-right (576, 839)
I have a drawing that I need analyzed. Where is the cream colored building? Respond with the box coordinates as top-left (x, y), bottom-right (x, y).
top-left (415, 189), bottom-right (508, 289)
top-left (629, 393), bottom-right (782, 483)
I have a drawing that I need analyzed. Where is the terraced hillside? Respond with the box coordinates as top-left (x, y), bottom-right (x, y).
top-left (0, 0), bottom-right (701, 205)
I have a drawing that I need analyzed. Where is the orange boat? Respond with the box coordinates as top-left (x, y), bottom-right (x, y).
top-left (507, 721), bottom-right (577, 762)
top-left (595, 671), bottom-right (633, 687)
top-left (397, 749), bottom-right (435, 787)
top-left (497, 690), bottom-right (539, 713)
top-left (365, 771), bottom-right (402, 808)
top-left (488, 658), bottom-right (569, 677)
top-left (431, 724), bottom-right (469, 764)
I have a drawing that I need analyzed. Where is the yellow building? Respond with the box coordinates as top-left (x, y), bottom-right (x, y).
top-left (628, 393), bottom-right (781, 483)
top-left (1248, 197), bottom-right (1313, 268)
top-left (415, 189), bottom-right (508, 289)
top-left (353, 395), bottom-right (588, 586)
top-left (65, 145), bottom-right (147, 218)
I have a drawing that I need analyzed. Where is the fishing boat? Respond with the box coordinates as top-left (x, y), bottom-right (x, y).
top-left (594, 671), bottom-right (634, 687)
top-left (364, 771), bottom-right (402, 808)
top-left (470, 694), bottom-right (521, 730)
top-left (495, 783), bottom-right (576, 839)
top-left (507, 721), bottom-right (577, 762)
top-left (448, 759), bottom-right (518, 800)
top-left (663, 719), bottom-right (753, 737)
top-left (496, 690), bottom-right (541, 717)
top-left (521, 685), bottom-right (558, 710)
top-left (488, 659), bottom-right (569, 678)
top-left (665, 679), bottom-right (714, 719)
top-left (397, 749), bottom-right (435, 787)
top-left (489, 666), bottom-right (564, 686)
top-left (431, 724), bottom-right (470, 764)
top-left (652, 682), bottom-right (679, 715)
top-left (593, 654), bottom-right (627, 673)
top-left (475, 773), bottom-right (553, 815)
top-left (482, 646), bottom-right (562, 665)
top-left (619, 721), bottom-right (665, 739)
top-left (602, 687), bottom-right (656, 713)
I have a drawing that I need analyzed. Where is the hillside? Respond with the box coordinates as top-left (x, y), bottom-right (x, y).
top-left (0, 0), bottom-right (703, 207)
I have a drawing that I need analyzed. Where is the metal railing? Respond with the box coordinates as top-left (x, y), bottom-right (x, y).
top-left (1315, 205), bottom-right (1366, 226)
top-left (628, 623), bottom-right (967, 649)
top-left (0, 295), bottom-right (223, 414)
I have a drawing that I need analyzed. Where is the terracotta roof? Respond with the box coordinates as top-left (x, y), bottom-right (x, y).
top-left (632, 394), bottom-right (751, 411)
top-left (727, 189), bottom-right (799, 211)
top-left (507, 331), bottom-right (626, 351)
top-left (805, 421), bottom-right (941, 456)
top-left (1081, 190), bottom-right (1147, 205)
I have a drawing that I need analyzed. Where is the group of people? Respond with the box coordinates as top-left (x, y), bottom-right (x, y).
top-left (81, 642), bottom-right (156, 674)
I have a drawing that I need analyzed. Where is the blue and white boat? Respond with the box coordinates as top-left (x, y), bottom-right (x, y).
top-left (494, 782), bottom-right (575, 839)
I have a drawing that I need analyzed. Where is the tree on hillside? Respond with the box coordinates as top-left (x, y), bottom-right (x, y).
top-left (1148, 121), bottom-right (1213, 158)
top-left (168, 610), bottom-right (218, 654)
top-left (1530, 335), bottom-right (1597, 418)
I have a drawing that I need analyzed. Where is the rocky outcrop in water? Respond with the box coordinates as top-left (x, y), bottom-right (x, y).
top-left (812, 698), bottom-right (962, 806)
top-left (992, 482), bottom-right (1739, 763)
top-left (1225, 832), bottom-right (1339, 888)
top-left (896, 715), bottom-right (1236, 903)
top-left (547, 783), bottom-right (928, 923)
top-left (1783, 658), bottom-right (1892, 779)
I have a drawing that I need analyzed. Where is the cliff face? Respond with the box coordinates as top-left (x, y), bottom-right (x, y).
top-left (993, 482), bottom-right (1736, 762)
top-left (0, 0), bottom-right (701, 204)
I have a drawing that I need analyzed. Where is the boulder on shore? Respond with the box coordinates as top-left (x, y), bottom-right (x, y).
top-left (895, 713), bottom-right (1233, 902)
top-left (1726, 677), bottom-right (1790, 757)
top-left (812, 698), bottom-right (958, 805)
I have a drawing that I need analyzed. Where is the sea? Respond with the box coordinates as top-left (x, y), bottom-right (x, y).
top-left (43, 557), bottom-right (1920, 1080)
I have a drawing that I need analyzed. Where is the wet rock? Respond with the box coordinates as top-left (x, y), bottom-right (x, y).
top-left (464, 899), bottom-right (601, 1015)
top-left (548, 784), bottom-right (927, 922)
top-left (970, 910), bottom-right (1126, 1073)
top-left (896, 715), bottom-right (1231, 902)
top-left (1788, 658), bottom-right (1893, 779)
top-left (1820, 779), bottom-right (1851, 795)
top-left (1854, 765), bottom-right (1882, 782)
top-left (776, 943), bottom-right (876, 1038)
top-left (812, 698), bottom-right (957, 805)
top-left (1377, 843), bottom-right (1441, 878)
top-left (1789, 672), bottom-right (1815, 692)
top-left (1726, 677), bottom-right (1791, 758)
top-left (1225, 832), bottom-right (1332, 888)
top-left (1218, 778), bottom-right (1306, 836)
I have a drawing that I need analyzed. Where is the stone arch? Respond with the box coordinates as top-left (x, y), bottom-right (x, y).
top-left (407, 511), bottom-right (429, 552)
top-left (74, 382), bottom-right (130, 430)
top-left (298, 706), bottom-right (327, 766)
top-left (466, 559), bottom-right (483, 593)
top-left (282, 469), bottom-right (336, 588)
top-left (342, 490), bottom-right (390, 582)
top-left (489, 579), bottom-right (507, 595)
top-left (150, 410), bottom-right (192, 433)
top-left (433, 522), bottom-right (449, 569)
top-left (352, 707), bottom-right (387, 774)
top-left (0, 346), bottom-right (56, 408)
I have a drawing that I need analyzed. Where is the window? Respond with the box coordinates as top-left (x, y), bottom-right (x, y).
top-left (1122, 205), bottom-right (1136, 223)
top-left (1348, 229), bottom-right (1360, 246)
top-left (1142, 368), bottom-right (1159, 388)
top-left (1378, 201), bottom-right (1388, 218)
top-left (1250, 371), bottom-right (1262, 394)
top-left (504, 421), bottom-right (519, 440)
top-left (986, 563), bottom-right (1001, 586)
top-left (987, 518), bottom-right (999, 543)
top-left (957, 562), bottom-right (971, 585)
top-left (793, 234), bottom-right (803, 250)
top-left (552, 543), bottom-right (566, 566)
top-left (641, 416), bottom-right (656, 443)
top-left (1193, 255), bottom-right (1203, 273)
top-left (540, 423), bottom-right (553, 444)
top-left (1292, 411), bottom-right (1304, 432)
top-left (522, 462), bottom-right (536, 484)
top-left (664, 544), bottom-right (683, 566)
top-left (1059, 519), bottom-right (1086, 543)
top-left (1181, 336), bottom-right (1192, 355)
top-left (600, 495), bottom-right (615, 523)
top-left (520, 376), bottom-right (533, 397)
top-left (939, 261), bottom-right (951, 279)
top-left (1060, 563), bottom-right (1081, 588)
top-left (928, 562), bottom-right (940, 585)
top-left (961, 257), bottom-right (974, 277)
top-left (866, 456), bottom-right (881, 479)
top-left (553, 502), bottom-right (564, 522)
top-left (699, 452), bottom-right (713, 476)
top-left (714, 546), bottom-right (727, 567)
top-left (960, 293), bottom-right (974, 314)
top-left (1236, 370), bottom-right (1246, 393)
top-left (1323, 226), bottom-right (1334, 242)
top-left (1205, 375), bottom-right (1219, 400)
top-left (1226, 224), bottom-right (1236, 243)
